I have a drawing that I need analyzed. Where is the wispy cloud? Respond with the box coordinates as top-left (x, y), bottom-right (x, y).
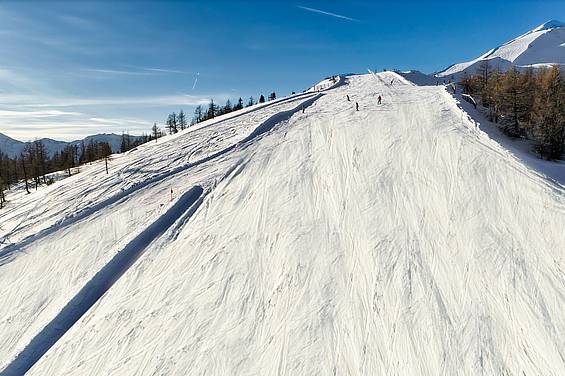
top-left (15, 93), bottom-right (224, 108)
top-left (88, 117), bottom-right (152, 126)
top-left (84, 68), bottom-right (153, 76)
top-left (296, 5), bottom-right (360, 22)
top-left (143, 67), bottom-right (187, 74)
top-left (85, 67), bottom-right (189, 76)
top-left (0, 109), bottom-right (81, 118)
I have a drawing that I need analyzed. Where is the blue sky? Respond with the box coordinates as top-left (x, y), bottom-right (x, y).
top-left (0, 0), bottom-right (563, 141)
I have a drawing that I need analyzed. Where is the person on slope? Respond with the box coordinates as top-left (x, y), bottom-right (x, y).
top-left (377, 95), bottom-right (382, 105)
top-left (356, 102), bottom-right (359, 111)
top-left (347, 94), bottom-right (350, 101)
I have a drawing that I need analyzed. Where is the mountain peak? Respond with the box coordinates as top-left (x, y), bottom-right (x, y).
top-left (532, 20), bottom-right (565, 32)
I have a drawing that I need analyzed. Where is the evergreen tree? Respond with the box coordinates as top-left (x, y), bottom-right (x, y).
top-left (178, 110), bottom-right (187, 130)
top-left (223, 99), bottom-right (232, 115)
top-left (207, 99), bottom-right (218, 119)
top-left (193, 105), bottom-right (204, 124)
top-left (234, 97), bottom-right (244, 110)
top-left (151, 122), bottom-right (160, 141)
top-left (120, 133), bottom-right (128, 153)
top-left (247, 96), bottom-right (255, 107)
top-left (166, 112), bottom-right (178, 134)
top-left (259, 95), bottom-right (265, 103)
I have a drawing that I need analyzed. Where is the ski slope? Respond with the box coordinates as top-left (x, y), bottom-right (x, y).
top-left (1, 72), bottom-right (565, 375)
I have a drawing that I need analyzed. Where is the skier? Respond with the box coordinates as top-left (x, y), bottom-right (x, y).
top-left (302, 104), bottom-right (305, 113)
top-left (390, 79), bottom-right (394, 85)
top-left (377, 95), bottom-right (382, 105)
top-left (346, 94), bottom-right (350, 101)
top-left (355, 102), bottom-right (359, 111)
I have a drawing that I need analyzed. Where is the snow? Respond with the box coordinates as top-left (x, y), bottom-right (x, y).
top-left (1, 72), bottom-right (565, 375)
top-left (452, 91), bottom-right (565, 187)
top-left (437, 20), bottom-right (565, 78)
top-left (532, 20), bottom-right (565, 32)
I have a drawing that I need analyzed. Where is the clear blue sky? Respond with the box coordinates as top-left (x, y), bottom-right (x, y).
top-left (1, 0), bottom-right (563, 140)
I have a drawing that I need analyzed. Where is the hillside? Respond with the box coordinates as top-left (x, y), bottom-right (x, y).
top-left (0, 133), bottom-right (138, 158)
top-left (437, 20), bottom-right (565, 78)
top-left (0, 73), bottom-right (564, 375)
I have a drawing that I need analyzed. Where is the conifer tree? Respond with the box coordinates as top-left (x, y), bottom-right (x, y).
top-left (166, 112), bottom-right (178, 134)
top-left (99, 142), bottom-right (112, 174)
top-left (178, 110), bottom-right (187, 130)
top-left (20, 152), bottom-right (30, 194)
top-left (532, 66), bottom-right (565, 160)
top-left (193, 105), bottom-right (203, 124)
top-left (207, 99), bottom-right (218, 119)
top-left (499, 66), bottom-right (528, 137)
top-left (152, 122), bottom-right (160, 141)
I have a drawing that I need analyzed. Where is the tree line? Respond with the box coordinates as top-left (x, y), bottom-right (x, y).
top-left (164, 91), bottom-right (277, 134)
top-left (461, 63), bottom-right (565, 160)
top-left (0, 134), bottom-right (153, 208)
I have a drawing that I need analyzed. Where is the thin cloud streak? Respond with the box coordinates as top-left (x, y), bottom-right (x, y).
top-left (143, 67), bottom-right (187, 74)
top-left (12, 93), bottom-right (229, 108)
top-left (85, 67), bottom-right (189, 76)
top-left (84, 68), bottom-right (154, 76)
top-left (296, 5), bottom-right (360, 22)
top-left (0, 109), bottom-right (81, 118)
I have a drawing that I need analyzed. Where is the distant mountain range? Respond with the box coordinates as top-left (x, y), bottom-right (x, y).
top-left (437, 20), bottom-right (565, 78)
top-left (0, 133), bottom-right (141, 158)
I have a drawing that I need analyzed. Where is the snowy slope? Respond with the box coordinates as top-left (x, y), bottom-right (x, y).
top-left (0, 133), bottom-right (26, 158)
top-left (1, 73), bottom-right (565, 375)
top-left (438, 20), bottom-right (565, 78)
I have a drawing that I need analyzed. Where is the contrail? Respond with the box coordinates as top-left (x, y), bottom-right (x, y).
top-left (192, 73), bottom-right (199, 90)
top-left (296, 5), bottom-right (359, 22)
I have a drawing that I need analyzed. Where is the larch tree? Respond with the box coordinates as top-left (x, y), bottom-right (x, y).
top-left (178, 110), bottom-right (187, 130)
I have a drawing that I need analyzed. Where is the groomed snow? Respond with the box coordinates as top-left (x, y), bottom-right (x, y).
top-left (2, 73), bottom-right (565, 375)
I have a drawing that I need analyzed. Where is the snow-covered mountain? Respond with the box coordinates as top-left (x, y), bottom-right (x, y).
top-left (0, 132), bottom-right (139, 158)
top-left (1, 73), bottom-right (564, 375)
top-left (437, 20), bottom-right (565, 78)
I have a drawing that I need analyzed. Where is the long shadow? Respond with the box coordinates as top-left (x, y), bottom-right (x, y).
top-left (1, 185), bottom-right (204, 376)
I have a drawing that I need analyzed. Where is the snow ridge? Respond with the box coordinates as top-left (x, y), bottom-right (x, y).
top-left (437, 20), bottom-right (565, 78)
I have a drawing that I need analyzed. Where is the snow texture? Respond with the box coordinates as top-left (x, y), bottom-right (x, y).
top-left (1, 72), bottom-right (564, 376)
